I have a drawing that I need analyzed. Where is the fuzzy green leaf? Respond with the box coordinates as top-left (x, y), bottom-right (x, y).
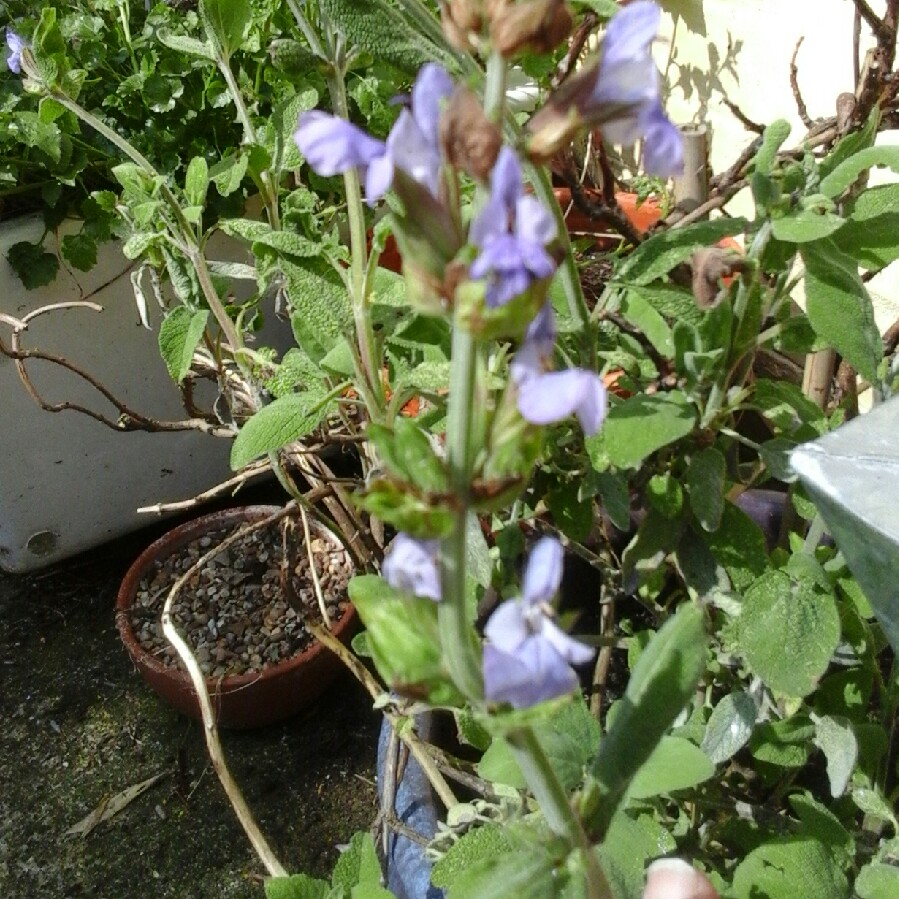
top-left (801, 240), bottom-right (882, 383)
top-left (158, 308), bottom-right (209, 383)
top-left (431, 826), bottom-right (513, 890)
top-left (615, 218), bottom-right (747, 286)
top-left (264, 874), bottom-right (330, 899)
top-left (701, 691), bottom-right (757, 764)
top-left (855, 863), bottom-right (899, 899)
top-left (772, 210), bottom-right (845, 243)
top-left (230, 391), bottom-right (332, 469)
top-left (733, 570), bottom-right (840, 698)
top-left (200, 0), bottom-right (251, 58)
top-left (599, 390), bottom-right (696, 469)
top-left (686, 447), bottom-right (725, 532)
top-left (628, 735), bottom-right (714, 799)
top-left (731, 839), bottom-right (849, 899)
top-left (819, 145), bottom-right (899, 198)
top-left (834, 183), bottom-right (899, 270)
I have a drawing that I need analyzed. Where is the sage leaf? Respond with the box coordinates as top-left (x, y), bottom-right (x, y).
top-left (158, 307), bottom-right (208, 383)
top-left (733, 570), bottom-right (840, 698)
top-left (230, 391), bottom-right (333, 468)
top-left (264, 874), bottom-right (329, 899)
top-left (731, 839), bottom-right (849, 899)
top-left (819, 145), bottom-right (899, 198)
top-left (855, 863), bottom-right (899, 899)
top-left (628, 735), bottom-right (715, 799)
top-left (811, 714), bottom-right (858, 798)
top-left (686, 446), bottom-right (725, 531)
top-left (599, 390), bottom-right (697, 469)
top-left (801, 240), bottom-right (882, 384)
top-left (701, 691), bottom-right (757, 764)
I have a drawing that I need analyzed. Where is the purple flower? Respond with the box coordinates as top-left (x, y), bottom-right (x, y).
top-left (6, 29), bottom-right (25, 74)
top-left (527, 1), bottom-right (683, 177)
top-left (382, 534), bottom-right (442, 601)
top-left (511, 303), bottom-right (607, 435)
top-left (294, 63), bottom-right (453, 206)
top-left (591, 1), bottom-right (683, 176)
top-left (469, 147), bottom-right (558, 307)
top-left (483, 537), bottom-right (593, 708)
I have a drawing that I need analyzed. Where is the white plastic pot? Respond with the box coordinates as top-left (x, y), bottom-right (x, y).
top-left (0, 213), bottom-right (280, 572)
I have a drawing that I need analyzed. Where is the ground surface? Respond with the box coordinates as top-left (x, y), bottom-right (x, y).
top-left (0, 513), bottom-right (381, 899)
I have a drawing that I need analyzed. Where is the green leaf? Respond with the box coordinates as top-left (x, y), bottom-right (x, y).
top-left (348, 575), bottom-right (461, 705)
top-left (615, 219), bottom-right (748, 286)
top-left (701, 691), bottom-right (757, 764)
top-left (479, 697), bottom-right (600, 791)
top-left (789, 793), bottom-right (855, 868)
top-left (704, 501), bottom-right (768, 591)
top-left (599, 391), bottom-right (696, 469)
top-left (431, 826), bottom-right (514, 890)
top-left (855, 863), bottom-right (899, 899)
top-left (272, 89), bottom-right (319, 173)
top-left (801, 240), bottom-right (882, 383)
top-left (156, 28), bottom-right (215, 61)
top-left (200, 0), bottom-right (251, 58)
top-left (209, 153), bottom-right (249, 197)
top-left (318, 0), bottom-right (455, 74)
top-left (219, 219), bottom-right (321, 258)
top-left (230, 391), bottom-right (333, 469)
top-left (582, 603), bottom-right (707, 837)
top-left (686, 447), bottom-right (725, 532)
top-left (819, 145), bottom-right (899, 198)
top-left (852, 785), bottom-right (899, 830)
top-left (733, 570), bottom-right (840, 698)
top-left (284, 259), bottom-right (352, 362)
top-left (158, 308), bottom-right (209, 383)
top-left (833, 183), bottom-right (899, 270)
top-left (122, 233), bottom-right (157, 261)
top-left (771, 210), bottom-right (845, 243)
top-left (331, 832), bottom-right (383, 893)
top-left (812, 714), bottom-right (858, 798)
top-left (598, 811), bottom-right (677, 899)
top-left (264, 874), bottom-right (330, 899)
top-left (618, 288), bottom-right (674, 356)
top-left (6, 241), bottom-right (59, 289)
top-left (750, 717), bottom-right (814, 767)
top-left (818, 107), bottom-right (879, 179)
top-left (366, 420), bottom-right (447, 493)
top-left (628, 735), bottom-right (714, 799)
top-left (548, 482), bottom-right (593, 542)
top-left (731, 839), bottom-right (849, 899)
top-left (595, 471), bottom-right (630, 532)
top-left (185, 156), bottom-right (209, 207)
top-left (60, 232), bottom-right (97, 272)
top-left (11, 111), bottom-right (62, 163)
top-left (754, 119), bottom-right (792, 175)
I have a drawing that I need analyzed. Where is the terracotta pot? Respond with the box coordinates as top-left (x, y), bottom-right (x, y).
top-left (115, 505), bottom-right (357, 730)
top-left (553, 188), bottom-right (663, 248)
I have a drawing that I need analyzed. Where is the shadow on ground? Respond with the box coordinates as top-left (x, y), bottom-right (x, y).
top-left (0, 522), bottom-right (381, 899)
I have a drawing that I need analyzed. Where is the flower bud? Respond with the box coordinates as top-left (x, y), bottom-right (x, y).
top-left (439, 86), bottom-right (502, 182)
top-left (440, 0), bottom-right (484, 51)
top-left (642, 859), bottom-right (719, 899)
top-left (489, 0), bottom-right (573, 58)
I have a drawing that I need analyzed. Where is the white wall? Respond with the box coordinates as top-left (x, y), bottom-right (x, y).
top-left (657, 0), bottom-right (899, 332)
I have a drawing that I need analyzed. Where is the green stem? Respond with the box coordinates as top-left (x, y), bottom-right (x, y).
top-left (507, 728), bottom-right (613, 899)
top-left (439, 322), bottom-right (484, 700)
top-left (436, 50), bottom-right (512, 701)
top-left (325, 49), bottom-right (383, 415)
top-left (213, 53), bottom-right (280, 230)
top-left (285, 0), bottom-right (328, 61)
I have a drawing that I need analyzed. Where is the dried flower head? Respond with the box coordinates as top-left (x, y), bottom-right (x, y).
top-left (439, 85), bottom-right (502, 181)
top-left (489, 0), bottom-right (573, 58)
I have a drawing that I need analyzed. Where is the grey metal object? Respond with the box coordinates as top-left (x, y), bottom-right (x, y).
top-left (790, 397), bottom-right (899, 653)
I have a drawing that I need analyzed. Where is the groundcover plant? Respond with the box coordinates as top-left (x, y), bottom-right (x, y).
top-left (5, 1), bottom-right (899, 897)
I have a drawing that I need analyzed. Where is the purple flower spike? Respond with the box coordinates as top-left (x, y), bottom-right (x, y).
top-left (591, 1), bottom-right (683, 176)
top-left (483, 537), bottom-right (593, 709)
top-left (470, 147), bottom-right (558, 307)
top-left (6, 29), bottom-right (25, 74)
top-left (293, 64), bottom-right (453, 206)
top-left (382, 534), bottom-right (442, 601)
top-left (511, 303), bottom-right (608, 435)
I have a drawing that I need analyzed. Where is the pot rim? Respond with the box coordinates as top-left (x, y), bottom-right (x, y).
top-left (115, 504), bottom-right (356, 691)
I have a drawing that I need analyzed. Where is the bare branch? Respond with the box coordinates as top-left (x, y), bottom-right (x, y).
top-left (853, 0), bottom-right (889, 42)
top-left (722, 97), bottom-right (765, 134)
top-left (790, 38), bottom-right (814, 129)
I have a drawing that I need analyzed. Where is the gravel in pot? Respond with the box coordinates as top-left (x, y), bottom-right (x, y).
top-left (116, 505), bottom-right (357, 729)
